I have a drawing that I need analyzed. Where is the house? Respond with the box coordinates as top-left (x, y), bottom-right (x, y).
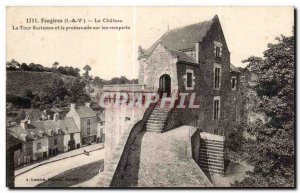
top-left (6, 132), bottom-right (22, 187)
top-left (96, 113), bottom-right (105, 143)
top-left (9, 120), bottom-right (49, 167)
top-left (59, 117), bottom-right (81, 151)
top-left (137, 15), bottom-right (240, 134)
top-left (34, 114), bottom-right (81, 154)
top-left (66, 103), bottom-right (98, 145)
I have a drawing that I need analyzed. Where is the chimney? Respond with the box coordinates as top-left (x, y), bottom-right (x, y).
top-left (20, 120), bottom-right (28, 129)
top-left (138, 45), bottom-right (143, 56)
top-left (70, 103), bottom-right (76, 110)
top-left (85, 102), bottom-right (91, 108)
top-left (195, 42), bottom-right (200, 63)
top-left (53, 112), bottom-right (60, 122)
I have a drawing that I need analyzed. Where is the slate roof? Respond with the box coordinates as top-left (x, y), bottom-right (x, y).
top-left (169, 50), bottom-right (196, 63)
top-left (97, 113), bottom-right (105, 123)
top-left (34, 120), bottom-right (61, 136)
top-left (142, 16), bottom-right (216, 56)
top-left (33, 118), bottom-right (80, 135)
top-left (7, 132), bottom-right (22, 150)
top-left (8, 123), bottom-right (46, 142)
top-left (74, 106), bottom-right (97, 118)
top-left (230, 63), bottom-right (241, 73)
top-left (59, 117), bottom-right (80, 134)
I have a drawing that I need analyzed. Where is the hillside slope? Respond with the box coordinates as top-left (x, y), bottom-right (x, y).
top-left (6, 71), bottom-right (78, 96)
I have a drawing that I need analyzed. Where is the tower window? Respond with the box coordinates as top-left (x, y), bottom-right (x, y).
top-left (213, 96), bottom-right (220, 120)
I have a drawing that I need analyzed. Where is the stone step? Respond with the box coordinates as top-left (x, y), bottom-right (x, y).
top-left (201, 141), bottom-right (224, 147)
top-left (199, 155), bottom-right (224, 162)
top-left (199, 157), bottom-right (224, 164)
top-left (149, 116), bottom-right (168, 121)
top-left (199, 162), bottom-right (224, 170)
top-left (199, 150), bottom-right (224, 158)
top-left (151, 111), bottom-right (169, 116)
top-left (146, 119), bottom-right (166, 125)
top-left (201, 139), bottom-right (224, 145)
top-left (200, 145), bottom-right (224, 151)
top-left (146, 122), bottom-right (165, 127)
top-left (200, 147), bottom-right (224, 154)
top-left (199, 160), bottom-right (224, 168)
top-left (199, 154), bottom-right (224, 162)
top-left (149, 113), bottom-right (169, 117)
top-left (152, 109), bottom-right (171, 113)
top-left (145, 127), bottom-right (161, 133)
top-left (146, 124), bottom-right (164, 130)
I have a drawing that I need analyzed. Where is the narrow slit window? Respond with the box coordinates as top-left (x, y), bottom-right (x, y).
top-left (214, 67), bottom-right (221, 89)
top-left (213, 97), bottom-right (220, 120)
top-left (231, 77), bottom-right (236, 90)
top-left (187, 72), bottom-right (192, 88)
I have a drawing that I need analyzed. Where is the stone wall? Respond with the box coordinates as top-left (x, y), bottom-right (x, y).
top-left (98, 102), bottom-right (153, 187)
top-left (191, 128), bottom-right (201, 163)
top-left (143, 43), bottom-right (179, 92)
top-left (104, 102), bottom-right (147, 167)
top-left (102, 84), bottom-right (146, 92)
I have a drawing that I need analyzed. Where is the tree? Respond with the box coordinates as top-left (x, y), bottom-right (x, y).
top-left (20, 63), bottom-right (29, 71)
top-left (69, 79), bottom-right (90, 104)
top-left (15, 109), bottom-right (26, 123)
top-left (94, 76), bottom-right (103, 85)
top-left (83, 65), bottom-right (91, 77)
top-left (234, 29), bottom-right (294, 187)
top-left (53, 61), bottom-right (59, 69)
top-left (23, 89), bottom-right (34, 99)
top-left (6, 59), bottom-right (20, 71)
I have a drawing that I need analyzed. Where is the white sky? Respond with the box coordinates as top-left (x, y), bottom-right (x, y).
top-left (7, 7), bottom-right (294, 79)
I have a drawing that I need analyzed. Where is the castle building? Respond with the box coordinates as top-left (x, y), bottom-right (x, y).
top-left (137, 15), bottom-right (241, 134)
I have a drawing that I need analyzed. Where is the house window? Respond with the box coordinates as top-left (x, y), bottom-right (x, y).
top-left (214, 41), bottom-right (223, 58)
top-left (54, 138), bottom-right (58, 145)
top-left (214, 64), bottom-right (221, 90)
top-left (18, 158), bottom-right (21, 166)
top-left (70, 133), bottom-right (74, 140)
top-left (240, 76), bottom-right (246, 83)
top-left (185, 69), bottom-right (194, 90)
top-left (213, 96), bottom-right (220, 120)
top-left (231, 76), bottom-right (237, 90)
top-left (37, 142), bottom-right (42, 151)
top-left (187, 72), bottom-right (193, 88)
top-left (87, 128), bottom-right (91, 136)
top-left (87, 118), bottom-right (91, 126)
top-left (215, 46), bottom-right (221, 58)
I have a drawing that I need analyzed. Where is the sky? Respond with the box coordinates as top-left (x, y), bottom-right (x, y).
top-left (7, 7), bottom-right (294, 80)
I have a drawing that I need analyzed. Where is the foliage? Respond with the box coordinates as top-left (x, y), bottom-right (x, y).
top-left (6, 60), bottom-right (80, 77)
top-left (69, 79), bottom-right (91, 105)
top-left (6, 94), bottom-right (31, 108)
top-left (15, 109), bottom-right (26, 123)
top-left (103, 76), bottom-right (138, 85)
top-left (234, 29), bottom-right (294, 187)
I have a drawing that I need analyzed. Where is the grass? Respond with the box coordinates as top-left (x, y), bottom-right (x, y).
top-left (6, 71), bottom-right (77, 96)
top-left (36, 159), bottom-right (104, 187)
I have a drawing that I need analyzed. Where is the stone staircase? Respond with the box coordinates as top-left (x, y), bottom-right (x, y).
top-left (145, 99), bottom-right (172, 133)
top-left (199, 139), bottom-right (225, 175)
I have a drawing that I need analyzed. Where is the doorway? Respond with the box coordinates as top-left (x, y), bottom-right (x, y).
top-left (159, 74), bottom-right (171, 97)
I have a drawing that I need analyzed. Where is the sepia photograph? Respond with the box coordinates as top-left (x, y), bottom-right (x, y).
top-left (5, 6), bottom-right (295, 188)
